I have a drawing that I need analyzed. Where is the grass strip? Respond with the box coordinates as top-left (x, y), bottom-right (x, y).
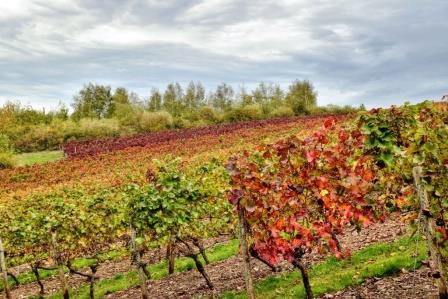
top-left (1, 250), bottom-right (125, 291)
top-left (221, 236), bottom-right (427, 298)
top-left (15, 150), bottom-right (63, 166)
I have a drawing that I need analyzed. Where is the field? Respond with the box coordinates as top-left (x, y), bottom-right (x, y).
top-left (0, 103), bottom-right (447, 299)
top-left (15, 151), bottom-right (64, 166)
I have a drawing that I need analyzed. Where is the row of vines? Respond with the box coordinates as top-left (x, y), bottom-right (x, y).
top-left (0, 158), bottom-right (233, 299)
top-left (0, 101), bottom-right (447, 299)
top-left (228, 101), bottom-right (448, 298)
top-left (62, 115), bottom-right (337, 158)
top-left (1, 114), bottom-right (334, 199)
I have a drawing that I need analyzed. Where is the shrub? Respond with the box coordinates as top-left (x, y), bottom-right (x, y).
top-left (80, 118), bottom-right (121, 137)
top-left (182, 110), bottom-right (200, 122)
top-left (138, 111), bottom-right (173, 132)
top-left (0, 152), bottom-right (15, 169)
top-left (43, 118), bottom-right (121, 146)
top-left (0, 134), bottom-right (12, 152)
top-left (224, 104), bottom-right (262, 122)
top-left (63, 118), bottom-right (122, 141)
top-left (309, 105), bottom-right (358, 115)
top-left (198, 106), bottom-right (219, 123)
top-left (191, 119), bottom-right (209, 128)
top-left (291, 101), bottom-right (310, 115)
top-left (270, 106), bottom-right (294, 118)
top-left (113, 103), bottom-right (141, 129)
top-left (14, 124), bottom-right (64, 152)
top-left (172, 117), bottom-right (192, 129)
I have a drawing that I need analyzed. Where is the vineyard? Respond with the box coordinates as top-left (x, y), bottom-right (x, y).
top-left (0, 102), bottom-right (447, 299)
top-left (61, 116), bottom-right (332, 158)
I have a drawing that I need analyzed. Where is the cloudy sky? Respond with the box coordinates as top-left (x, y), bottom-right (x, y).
top-left (0, 0), bottom-right (447, 110)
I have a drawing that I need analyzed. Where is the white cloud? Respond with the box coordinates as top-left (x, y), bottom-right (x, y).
top-left (0, 0), bottom-right (447, 109)
top-left (0, 0), bottom-right (35, 19)
top-left (179, 0), bottom-right (236, 22)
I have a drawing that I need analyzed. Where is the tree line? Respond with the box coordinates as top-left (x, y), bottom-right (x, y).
top-left (0, 80), bottom-right (362, 167)
top-left (71, 80), bottom-right (320, 120)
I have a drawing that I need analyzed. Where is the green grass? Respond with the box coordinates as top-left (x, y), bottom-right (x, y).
top-left (5, 258), bottom-right (95, 287)
top-left (1, 250), bottom-right (125, 291)
top-left (221, 236), bottom-right (427, 299)
top-left (46, 239), bottom-right (240, 299)
top-left (15, 150), bottom-right (64, 166)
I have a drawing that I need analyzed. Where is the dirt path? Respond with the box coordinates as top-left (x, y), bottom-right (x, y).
top-left (105, 220), bottom-right (410, 299)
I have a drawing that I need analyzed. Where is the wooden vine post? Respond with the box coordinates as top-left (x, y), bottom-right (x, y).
top-left (0, 238), bottom-right (12, 299)
top-left (166, 234), bottom-right (176, 275)
top-left (130, 225), bottom-right (150, 299)
top-left (413, 166), bottom-right (448, 298)
top-left (237, 201), bottom-right (255, 299)
top-left (52, 233), bottom-right (69, 299)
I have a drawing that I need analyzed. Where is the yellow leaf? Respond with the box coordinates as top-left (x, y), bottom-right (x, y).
top-left (320, 189), bottom-right (329, 196)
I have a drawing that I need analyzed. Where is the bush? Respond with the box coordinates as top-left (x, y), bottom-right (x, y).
top-left (309, 105), bottom-right (358, 115)
top-left (11, 117), bottom-right (131, 152)
top-left (172, 117), bottom-right (192, 129)
top-left (270, 106), bottom-right (294, 118)
top-left (0, 134), bottom-right (12, 152)
top-left (198, 106), bottom-right (219, 123)
top-left (138, 111), bottom-right (173, 132)
top-left (224, 105), bottom-right (262, 122)
top-left (0, 152), bottom-right (15, 169)
top-left (14, 124), bottom-right (64, 152)
top-left (113, 103), bottom-right (141, 129)
top-left (291, 101), bottom-right (310, 115)
top-left (64, 118), bottom-right (122, 141)
top-left (191, 119), bottom-right (209, 128)
top-left (80, 118), bottom-right (121, 137)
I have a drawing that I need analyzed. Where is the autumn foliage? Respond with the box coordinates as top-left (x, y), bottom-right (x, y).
top-left (62, 115), bottom-right (341, 158)
top-left (227, 116), bottom-right (386, 267)
top-left (227, 101), bottom-right (448, 298)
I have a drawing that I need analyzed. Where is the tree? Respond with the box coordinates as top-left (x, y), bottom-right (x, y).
top-left (72, 83), bottom-right (112, 120)
top-left (212, 83), bottom-right (234, 111)
top-left (183, 82), bottom-right (196, 113)
top-left (0, 102), bottom-right (15, 133)
top-left (252, 82), bottom-right (269, 105)
top-left (285, 80), bottom-right (317, 114)
top-left (194, 82), bottom-right (206, 108)
top-left (252, 82), bottom-right (283, 115)
top-left (163, 83), bottom-right (183, 116)
top-left (183, 81), bottom-right (206, 114)
top-left (108, 87), bottom-right (130, 117)
top-left (270, 84), bottom-right (284, 107)
top-left (52, 102), bottom-right (69, 120)
top-left (238, 86), bottom-right (253, 106)
top-left (148, 88), bottom-right (162, 112)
